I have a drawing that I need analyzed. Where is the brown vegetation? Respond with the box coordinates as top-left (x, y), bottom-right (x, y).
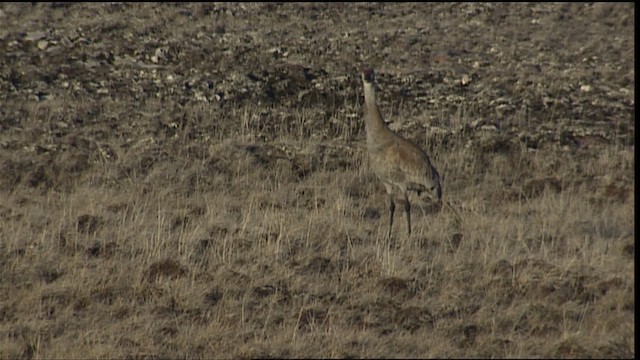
top-left (0, 3), bottom-right (634, 358)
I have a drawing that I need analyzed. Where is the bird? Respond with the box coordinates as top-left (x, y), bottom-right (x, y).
top-left (361, 67), bottom-right (442, 238)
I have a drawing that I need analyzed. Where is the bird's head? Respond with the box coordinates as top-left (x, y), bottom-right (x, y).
top-left (361, 67), bottom-right (375, 84)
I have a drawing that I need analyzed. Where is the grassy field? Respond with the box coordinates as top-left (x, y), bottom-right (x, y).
top-left (0, 3), bottom-right (634, 358)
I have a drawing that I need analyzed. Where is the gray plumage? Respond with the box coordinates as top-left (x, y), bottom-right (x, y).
top-left (361, 68), bottom-right (442, 237)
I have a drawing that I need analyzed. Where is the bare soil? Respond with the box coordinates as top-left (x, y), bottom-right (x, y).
top-left (0, 3), bottom-right (634, 358)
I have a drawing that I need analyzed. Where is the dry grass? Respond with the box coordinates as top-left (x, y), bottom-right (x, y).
top-left (0, 103), bottom-right (634, 358)
top-left (0, 3), bottom-right (634, 359)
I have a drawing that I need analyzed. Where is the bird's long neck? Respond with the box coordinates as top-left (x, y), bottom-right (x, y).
top-left (363, 82), bottom-right (390, 144)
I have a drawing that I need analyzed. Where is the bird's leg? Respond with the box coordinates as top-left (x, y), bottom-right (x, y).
top-left (404, 193), bottom-right (411, 235)
top-left (388, 195), bottom-right (395, 238)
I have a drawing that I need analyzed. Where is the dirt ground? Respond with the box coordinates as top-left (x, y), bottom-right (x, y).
top-left (0, 3), bottom-right (634, 358)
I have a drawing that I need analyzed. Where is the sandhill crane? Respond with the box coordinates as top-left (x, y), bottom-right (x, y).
top-left (361, 68), bottom-right (442, 237)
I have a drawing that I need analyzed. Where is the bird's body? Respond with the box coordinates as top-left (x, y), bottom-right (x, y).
top-left (361, 68), bottom-right (441, 237)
